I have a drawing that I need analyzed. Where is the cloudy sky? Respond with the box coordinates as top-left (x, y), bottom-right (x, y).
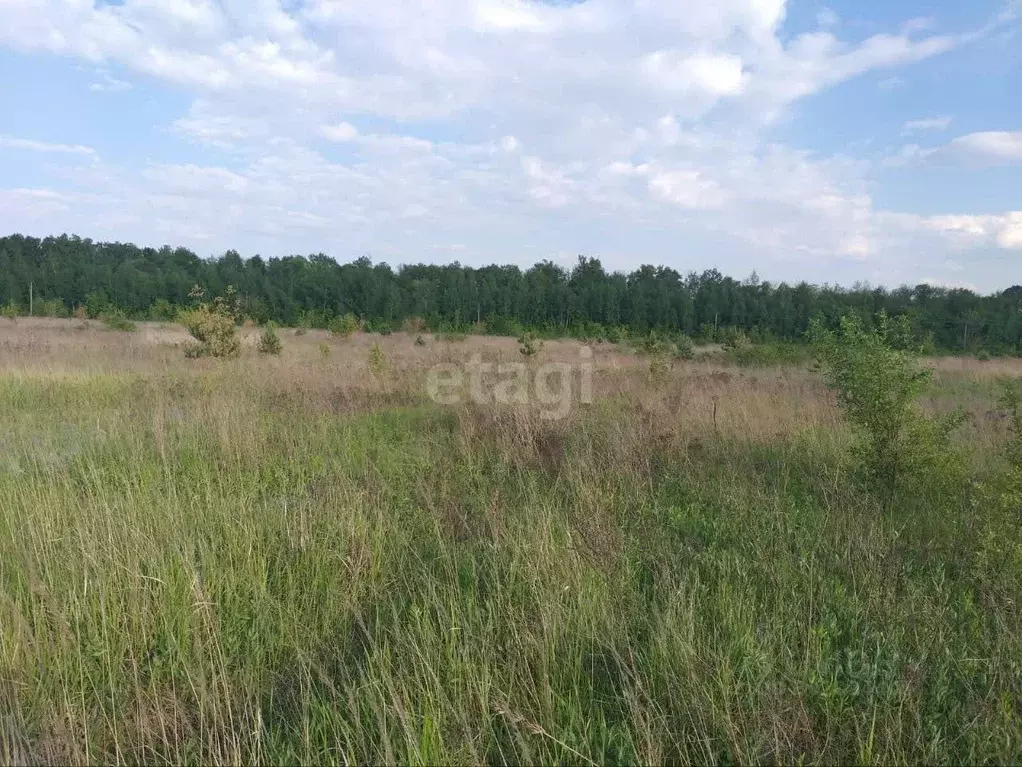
top-left (0, 0), bottom-right (1020, 292)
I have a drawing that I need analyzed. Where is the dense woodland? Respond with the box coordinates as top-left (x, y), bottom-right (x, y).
top-left (2, 233), bottom-right (1021, 352)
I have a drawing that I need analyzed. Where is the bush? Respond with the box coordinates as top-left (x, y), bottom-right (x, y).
top-left (0, 300), bottom-right (19, 320)
top-left (258, 323), bottom-right (283, 356)
top-left (180, 285), bottom-right (241, 359)
top-left (37, 299), bottom-right (68, 318)
top-left (149, 299), bottom-right (175, 321)
top-left (435, 331), bottom-right (467, 343)
top-left (721, 326), bottom-right (751, 351)
top-left (674, 333), bottom-right (695, 360)
top-left (999, 383), bottom-right (1022, 471)
top-left (368, 344), bottom-right (387, 376)
top-left (810, 312), bottom-right (965, 500)
top-left (85, 291), bottom-right (110, 320)
top-left (648, 349), bottom-right (673, 384)
top-left (329, 313), bottom-right (359, 338)
top-left (100, 309), bottom-right (136, 332)
top-left (518, 331), bottom-right (542, 358)
top-left (414, 334), bottom-right (427, 347)
top-left (605, 325), bottom-right (626, 344)
top-left (364, 319), bottom-right (393, 336)
top-left (402, 317), bottom-right (427, 334)
top-left (725, 341), bottom-right (813, 367)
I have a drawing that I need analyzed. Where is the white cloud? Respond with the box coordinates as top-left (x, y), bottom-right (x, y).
top-left (0, 134), bottom-right (97, 158)
top-left (0, 0), bottom-right (1017, 289)
top-left (949, 131), bottom-right (1022, 161)
top-left (921, 212), bottom-right (1022, 249)
top-left (648, 170), bottom-right (728, 210)
top-left (902, 116), bottom-right (952, 135)
top-left (642, 51), bottom-right (747, 97)
top-left (321, 122), bottom-right (359, 142)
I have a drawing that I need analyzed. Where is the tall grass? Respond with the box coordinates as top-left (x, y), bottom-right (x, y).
top-left (0, 325), bottom-right (1020, 764)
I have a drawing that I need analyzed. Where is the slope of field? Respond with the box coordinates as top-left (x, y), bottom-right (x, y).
top-left (1, 319), bottom-right (1020, 764)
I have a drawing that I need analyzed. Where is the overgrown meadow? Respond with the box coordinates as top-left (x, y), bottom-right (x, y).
top-left (1, 317), bottom-right (1020, 765)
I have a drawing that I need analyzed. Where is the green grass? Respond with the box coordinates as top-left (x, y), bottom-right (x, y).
top-left (1, 370), bottom-right (1020, 764)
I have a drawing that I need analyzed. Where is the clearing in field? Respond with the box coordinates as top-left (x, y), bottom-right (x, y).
top-left (1, 318), bottom-right (1020, 764)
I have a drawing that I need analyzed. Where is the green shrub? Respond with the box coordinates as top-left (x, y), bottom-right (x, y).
top-left (0, 300), bottom-right (19, 320)
top-left (149, 299), bottom-right (176, 321)
top-left (258, 322), bottom-right (283, 356)
top-left (363, 319), bottom-right (393, 336)
top-left (810, 312), bottom-right (965, 500)
top-left (605, 325), bottom-right (626, 344)
top-left (999, 383), bottom-right (1022, 471)
top-left (84, 291), bottom-right (110, 319)
top-left (674, 333), bottom-right (695, 360)
top-left (518, 331), bottom-right (542, 358)
top-left (402, 317), bottom-right (427, 334)
top-left (37, 299), bottom-right (68, 318)
top-left (721, 326), bottom-right (751, 351)
top-left (726, 341), bottom-right (813, 367)
top-left (329, 313), bottom-right (359, 338)
top-left (180, 285), bottom-right (241, 359)
top-left (368, 343), bottom-right (387, 376)
top-left (100, 309), bottom-right (136, 332)
top-left (648, 349), bottom-right (673, 384)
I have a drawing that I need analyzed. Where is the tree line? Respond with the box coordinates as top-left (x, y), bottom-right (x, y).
top-left (1, 233), bottom-right (1020, 352)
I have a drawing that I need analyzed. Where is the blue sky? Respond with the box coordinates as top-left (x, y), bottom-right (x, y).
top-left (0, 0), bottom-right (1020, 292)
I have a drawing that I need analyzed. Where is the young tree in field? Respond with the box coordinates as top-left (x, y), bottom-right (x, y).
top-left (810, 312), bottom-right (965, 501)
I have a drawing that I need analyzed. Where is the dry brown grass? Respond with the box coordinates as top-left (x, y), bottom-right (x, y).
top-left (3, 318), bottom-right (1017, 455)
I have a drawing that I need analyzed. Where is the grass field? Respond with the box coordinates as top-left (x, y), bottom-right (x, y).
top-left (1, 318), bottom-right (1020, 765)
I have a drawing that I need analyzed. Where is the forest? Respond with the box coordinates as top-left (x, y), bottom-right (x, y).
top-left (1, 233), bottom-right (1020, 352)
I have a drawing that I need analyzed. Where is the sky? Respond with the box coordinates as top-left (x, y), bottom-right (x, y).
top-left (0, 0), bottom-right (1020, 293)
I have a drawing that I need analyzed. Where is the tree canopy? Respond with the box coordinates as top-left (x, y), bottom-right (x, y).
top-left (2, 233), bottom-right (1020, 352)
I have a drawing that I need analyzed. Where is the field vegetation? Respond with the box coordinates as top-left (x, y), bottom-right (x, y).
top-left (0, 315), bottom-right (1020, 765)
